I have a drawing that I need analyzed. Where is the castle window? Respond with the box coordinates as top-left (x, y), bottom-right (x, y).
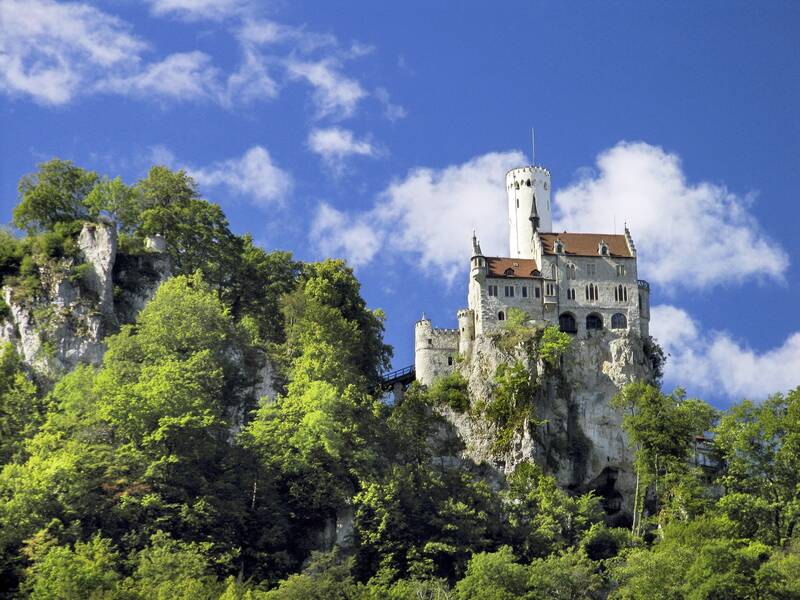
top-left (498, 311), bottom-right (505, 321)
top-left (545, 283), bottom-right (556, 296)
top-left (599, 241), bottom-right (609, 256)
top-left (616, 264), bottom-right (626, 277)
top-left (611, 313), bottom-right (627, 329)
top-left (559, 312), bottom-right (577, 334)
top-left (488, 285), bottom-right (498, 297)
top-left (566, 264), bottom-right (577, 279)
top-left (428, 338), bottom-right (432, 346)
top-left (586, 313), bottom-right (603, 330)
top-left (515, 182), bottom-right (520, 190)
top-left (586, 263), bottom-right (596, 276)
top-left (448, 356), bottom-right (453, 366)
top-left (516, 199), bottom-right (519, 208)
top-left (534, 286), bottom-right (541, 298)
top-left (567, 288), bottom-right (576, 300)
top-left (585, 283), bottom-right (599, 301)
top-left (504, 285), bottom-right (514, 297)
top-left (522, 286), bottom-right (528, 298)
top-left (554, 239), bottom-right (564, 253)
top-left (614, 285), bottom-right (628, 302)
top-left (504, 268), bottom-right (515, 276)
top-left (526, 179), bottom-right (531, 186)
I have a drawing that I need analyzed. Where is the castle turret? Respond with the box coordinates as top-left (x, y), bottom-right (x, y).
top-left (415, 315), bottom-right (458, 386)
top-left (507, 165), bottom-right (553, 258)
top-left (457, 309), bottom-right (475, 357)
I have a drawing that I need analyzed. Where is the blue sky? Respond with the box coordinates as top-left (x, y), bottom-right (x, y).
top-left (1, 0), bottom-right (799, 405)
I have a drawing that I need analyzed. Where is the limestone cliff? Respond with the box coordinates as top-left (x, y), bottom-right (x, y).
top-left (441, 329), bottom-right (656, 522)
top-left (0, 222), bottom-right (170, 380)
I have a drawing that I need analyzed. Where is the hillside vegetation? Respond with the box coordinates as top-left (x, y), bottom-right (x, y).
top-left (0, 160), bottom-right (798, 599)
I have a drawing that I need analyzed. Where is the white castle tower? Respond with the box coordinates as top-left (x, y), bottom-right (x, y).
top-left (506, 166), bottom-right (552, 258)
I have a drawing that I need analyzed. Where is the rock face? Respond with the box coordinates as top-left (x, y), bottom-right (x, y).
top-left (0, 223), bottom-right (170, 380)
top-left (445, 329), bottom-right (654, 521)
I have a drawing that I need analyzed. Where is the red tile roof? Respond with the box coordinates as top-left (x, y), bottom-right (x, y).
top-left (539, 232), bottom-right (632, 258)
top-left (486, 257), bottom-right (539, 278)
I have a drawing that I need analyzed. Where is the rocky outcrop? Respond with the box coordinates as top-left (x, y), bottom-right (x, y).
top-left (0, 223), bottom-right (171, 380)
top-left (444, 328), bottom-right (653, 521)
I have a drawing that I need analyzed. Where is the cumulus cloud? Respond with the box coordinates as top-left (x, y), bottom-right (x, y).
top-left (0, 0), bottom-right (146, 104)
top-left (308, 127), bottom-right (377, 173)
top-left (311, 203), bottom-right (383, 267)
top-left (287, 58), bottom-right (367, 120)
top-left (97, 51), bottom-right (221, 101)
top-left (147, 0), bottom-right (248, 21)
top-left (187, 146), bottom-right (293, 206)
top-left (310, 150), bottom-right (525, 279)
top-left (651, 305), bottom-right (800, 400)
top-left (555, 142), bottom-right (789, 290)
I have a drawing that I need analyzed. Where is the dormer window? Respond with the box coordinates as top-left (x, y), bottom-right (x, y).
top-left (554, 239), bottom-right (564, 254)
top-left (598, 240), bottom-right (609, 256)
top-left (504, 268), bottom-right (515, 276)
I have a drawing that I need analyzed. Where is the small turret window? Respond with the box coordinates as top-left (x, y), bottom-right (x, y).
top-left (526, 179), bottom-right (531, 186)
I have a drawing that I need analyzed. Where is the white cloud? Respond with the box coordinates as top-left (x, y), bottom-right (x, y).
top-left (555, 142), bottom-right (789, 291)
top-left (188, 146), bottom-right (292, 206)
top-left (308, 127), bottom-right (377, 173)
top-left (96, 51), bottom-right (220, 102)
top-left (0, 0), bottom-right (146, 104)
top-left (286, 58), bottom-right (367, 120)
top-left (310, 150), bottom-right (525, 280)
top-left (311, 203), bottom-right (382, 267)
top-left (651, 305), bottom-right (800, 400)
top-left (147, 0), bottom-right (248, 21)
top-left (375, 87), bottom-right (407, 121)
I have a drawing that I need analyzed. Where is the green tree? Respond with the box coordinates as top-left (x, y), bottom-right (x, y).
top-left (527, 549), bottom-right (603, 600)
top-left (21, 535), bottom-right (121, 600)
top-left (713, 388), bottom-right (800, 545)
top-left (503, 463), bottom-right (603, 561)
top-left (611, 383), bottom-right (716, 535)
top-left (13, 160), bottom-right (98, 233)
top-left (454, 546), bottom-right (529, 600)
top-left (0, 343), bottom-right (41, 465)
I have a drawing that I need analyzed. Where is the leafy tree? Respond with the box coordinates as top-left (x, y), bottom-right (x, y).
top-left (428, 372), bottom-right (470, 413)
top-left (0, 343), bottom-right (41, 465)
top-left (454, 546), bottom-right (529, 600)
top-left (21, 535), bottom-right (121, 600)
top-left (527, 549), bottom-right (603, 600)
top-left (713, 388), bottom-right (800, 545)
top-left (539, 325), bottom-right (572, 368)
top-left (353, 463), bottom-right (501, 583)
top-left (473, 361), bottom-right (541, 454)
top-left (503, 463), bottom-right (603, 561)
top-left (611, 383), bottom-right (716, 535)
top-left (13, 160), bottom-right (98, 233)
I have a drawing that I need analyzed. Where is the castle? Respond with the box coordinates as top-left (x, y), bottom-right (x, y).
top-left (415, 162), bottom-right (651, 384)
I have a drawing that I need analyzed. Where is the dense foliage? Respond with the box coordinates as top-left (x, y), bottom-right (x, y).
top-left (0, 160), bottom-right (798, 598)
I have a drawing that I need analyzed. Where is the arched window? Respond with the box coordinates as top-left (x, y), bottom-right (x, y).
top-left (566, 264), bottom-right (577, 279)
top-left (526, 179), bottom-right (531, 186)
top-left (586, 313), bottom-right (603, 330)
top-left (585, 283), bottom-right (598, 301)
top-left (611, 313), bottom-right (627, 329)
top-left (515, 182), bottom-right (520, 190)
top-left (614, 284), bottom-right (628, 302)
top-left (559, 312), bottom-right (577, 334)
top-left (498, 311), bottom-right (505, 321)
